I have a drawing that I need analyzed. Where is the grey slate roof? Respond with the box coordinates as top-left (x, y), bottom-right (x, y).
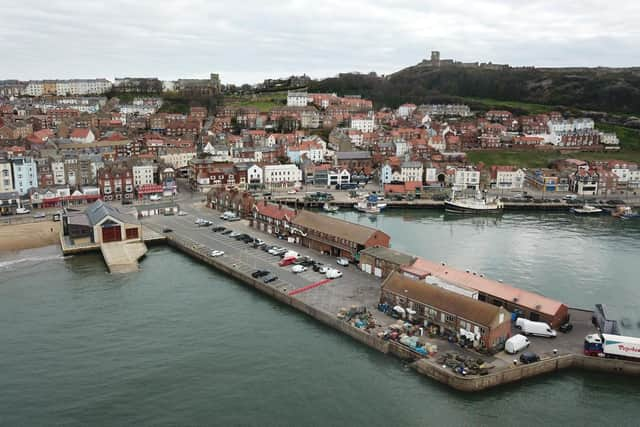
top-left (336, 151), bottom-right (372, 160)
top-left (85, 200), bottom-right (138, 226)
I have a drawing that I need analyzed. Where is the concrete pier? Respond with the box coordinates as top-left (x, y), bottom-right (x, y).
top-left (140, 209), bottom-right (640, 392)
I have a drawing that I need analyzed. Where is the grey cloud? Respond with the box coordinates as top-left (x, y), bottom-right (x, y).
top-left (0, 0), bottom-right (638, 84)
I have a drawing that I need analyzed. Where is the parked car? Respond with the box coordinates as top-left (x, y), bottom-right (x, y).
top-left (262, 245), bottom-right (275, 252)
top-left (325, 268), bottom-right (343, 279)
top-left (212, 226), bottom-right (226, 232)
top-left (33, 212), bottom-right (46, 219)
top-left (312, 263), bottom-right (325, 272)
top-left (515, 318), bottom-right (557, 338)
top-left (222, 229), bottom-right (233, 235)
top-left (15, 207), bottom-right (30, 214)
top-left (149, 194), bottom-right (161, 201)
top-left (519, 351), bottom-right (540, 364)
top-left (251, 270), bottom-right (270, 278)
top-left (210, 250), bottom-right (224, 257)
top-left (563, 195), bottom-right (578, 201)
top-left (505, 334), bottom-right (530, 354)
top-left (291, 265), bottom-right (307, 274)
top-left (279, 256), bottom-right (298, 267)
top-left (287, 189), bottom-right (297, 194)
top-left (162, 228), bottom-right (173, 233)
top-left (263, 274), bottom-right (278, 283)
top-left (336, 257), bottom-right (349, 266)
top-left (229, 231), bottom-right (241, 238)
top-left (559, 322), bottom-right (573, 333)
top-left (178, 211), bottom-right (187, 216)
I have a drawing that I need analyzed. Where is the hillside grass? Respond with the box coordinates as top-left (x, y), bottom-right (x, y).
top-left (468, 149), bottom-right (640, 169)
top-left (224, 91), bottom-right (287, 112)
top-left (462, 97), bottom-right (558, 115)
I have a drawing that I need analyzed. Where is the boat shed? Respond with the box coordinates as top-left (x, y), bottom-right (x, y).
top-left (290, 210), bottom-right (390, 260)
top-left (381, 272), bottom-right (512, 352)
top-left (63, 200), bottom-right (143, 245)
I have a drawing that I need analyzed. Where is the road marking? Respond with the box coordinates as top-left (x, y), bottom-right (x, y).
top-left (288, 278), bottom-right (333, 296)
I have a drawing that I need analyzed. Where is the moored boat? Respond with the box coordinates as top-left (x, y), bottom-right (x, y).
top-left (444, 190), bottom-right (503, 214)
top-left (354, 194), bottom-right (386, 214)
top-left (611, 205), bottom-right (639, 219)
top-left (323, 202), bottom-right (339, 213)
top-left (570, 204), bottom-right (604, 215)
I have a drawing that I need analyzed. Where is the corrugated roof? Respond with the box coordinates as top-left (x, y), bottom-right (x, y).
top-left (400, 257), bottom-right (565, 317)
top-left (292, 210), bottom-right (386, 245)
top-left (382, 272), bottom-right (507, 327)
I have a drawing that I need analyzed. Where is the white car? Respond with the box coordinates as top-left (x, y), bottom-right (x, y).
top-left (16, 207), bottom-right (30, 214)
top-left (325, 268), bottom-right (343, 279)
top-left (318, 265), bottom-right (330, 274)
top-left (178, 211), bottom-right (187, 216)
top-left (287, 189), bottom-right (297, 194)
top-left (210, 250), bottom-right (224, 257)
top-left (336, 257), bottom-right (349, 266)
top-left (149, 194), bottom-right (161, 201)
top-left (291, 265), bottom-right (307, 274)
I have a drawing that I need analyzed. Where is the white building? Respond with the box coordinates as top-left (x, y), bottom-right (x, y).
top-left (327, 169), bottom-right (351, 187)
top-left (69, 128), bottom-right (95, 144)
top-left (400, 161), bottom-right (423, 183)
top-left (287, 91), bottom-right (309, 107)
top-left (263, 164), bottom-right (302, 186)
top-left (494, 168), bottom-right (525, 190)
top-left (425, 167), bottom-right (438, 184)
top-left (548, 118), bottom-right (595, 134)
top-left (379, 163), bottom-right (393, 184)
top-left (162, 80), bottom-right (176, 92)
top-left (51, 160), bottom-right (66, 185)
top-left (394, 140), bottom-right (408, 157)
top-left (350, 114), bottom-right (375, 132)
top-left (159, 149), bottom-right (197, 169)
top-left (133, 165), bottom-right (155, 188)
top-left (453, 167), bottom-right (480, 191)
top-left (397, 103), bottom-right (417, 119)
top-left (601, 133), bottom-right (620, 146)
top-left (247, 164), bottom-right (263, 185)
top-left (0, 159), bottom-right (14, 192)
top-left (24, 81), bottom-right (44, 96)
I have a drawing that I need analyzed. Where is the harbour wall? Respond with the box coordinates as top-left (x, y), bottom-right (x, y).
top-left (164, 234), bottom-right (640, 392)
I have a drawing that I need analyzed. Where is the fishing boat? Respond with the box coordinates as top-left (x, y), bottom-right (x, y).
top-left (444, 190), bottom-right (503, 214)
top-left (611, 205), bottom-right (639, 219)
top-left (570, 204), bottom-right (604, 215)
top-left (322, 202), bottom-right (339, 213)
top-left (354, 194), bottom-right (386, 214)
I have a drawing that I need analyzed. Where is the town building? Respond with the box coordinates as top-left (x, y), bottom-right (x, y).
top-left (287, 91), bottom-right (309, 107)
top-left (350, 114), bottom-right (375, 133)
top-left (399, 257), bottom-right (569, 328)
top-left (0, 191), bottom-right (21, 215)
top-left (359, 246), bottom-right (416, 279)
top-left (380, 272), bottom-right (512, 352)
top-left (11, 157), bottom-right (38, 195)
top-left (569, 168), bottom-right (599, 195)
top-left (452, 167), bottom-right (480, 191)
top-left (290, 210), bottom-right (390, 260)
top-left (491, 166), bottom-right (525, 190)
top-left (98, 167), bottom-right (134, 201)
top-left (69, 128), bottom-right (95, 144)
top-left (263, 164), bottom-right (302, 187)
top-left (400, 161), bottom-right (423, 183)
top-left (251, 200), bottom-right (297, 236)
top-left (63, 200), bottom-right (142, 245)
top-left (0, 159), bottom-right (14, 193)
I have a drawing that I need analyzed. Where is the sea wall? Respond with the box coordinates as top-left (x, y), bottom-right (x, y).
top-left (165, 235), bottom-right (640, 392)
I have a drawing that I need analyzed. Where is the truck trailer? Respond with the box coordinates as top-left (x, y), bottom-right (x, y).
top-left (584, 333), bottom-right (640, 360)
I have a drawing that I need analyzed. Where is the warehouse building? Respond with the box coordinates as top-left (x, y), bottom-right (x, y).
top-left (359, 246), bottom-right (415, 279)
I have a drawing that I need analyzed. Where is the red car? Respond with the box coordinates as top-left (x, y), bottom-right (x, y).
top-left (278, 256), bottom-right (298, 267)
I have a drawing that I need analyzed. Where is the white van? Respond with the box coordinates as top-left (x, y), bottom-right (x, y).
top-left (516, 318), bottom-right (557, 338)
top-left (505, 334), bottom-right (530, 354)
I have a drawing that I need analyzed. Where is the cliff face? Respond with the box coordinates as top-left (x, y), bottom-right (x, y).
top-left (310, 63), bottom-right (640, 115)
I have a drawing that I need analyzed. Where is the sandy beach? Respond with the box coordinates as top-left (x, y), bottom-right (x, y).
top-left (0, 221), bottom-right (61, 252)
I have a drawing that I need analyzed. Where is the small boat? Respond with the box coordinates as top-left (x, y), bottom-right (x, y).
top-left (611, 205), bottom-right (639, 219)
top-left (444, 190), bottom-right (503, 214)
top-left (570, 204), bottom-right (604, 215)
top-left (323, 202), bottom-right (339, 213)
top-left (354, 194), bottom-right (386, 214)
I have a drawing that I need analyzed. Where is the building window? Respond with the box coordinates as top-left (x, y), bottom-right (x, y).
top-left (445, 314), bottom-right (455, 323)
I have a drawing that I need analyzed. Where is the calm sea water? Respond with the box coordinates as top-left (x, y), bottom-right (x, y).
top-left (1, 212), bottom-right (640, 426)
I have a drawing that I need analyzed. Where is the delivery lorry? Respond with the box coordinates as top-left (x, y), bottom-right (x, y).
top-left (584, 333), bottom-right (640, 360)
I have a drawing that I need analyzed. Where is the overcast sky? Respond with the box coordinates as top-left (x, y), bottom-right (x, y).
top-left (1, 0), bottom-right (639, 84)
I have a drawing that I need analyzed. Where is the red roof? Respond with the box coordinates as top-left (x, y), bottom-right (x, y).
top-left (70, 128), bottom-right (91, 138)
top-left (400, 258), bottom-right (566, 317)
top-left (254, 201), bottom-right (296, 221)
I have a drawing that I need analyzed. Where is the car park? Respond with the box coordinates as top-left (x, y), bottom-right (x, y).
top-left (519, 351), bottom-right (540, 364)
top-left (210, 250), bottom-right (224, 257)
top-left (291, 265), bottom-right (307, 273)
top-left (251, 270), bottom-right (270, 278)
top-left (336, 257), bottom-right (349, 266)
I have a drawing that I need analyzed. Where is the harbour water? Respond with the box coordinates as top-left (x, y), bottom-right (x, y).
top-left (1, 212), bottom-right (640, 425)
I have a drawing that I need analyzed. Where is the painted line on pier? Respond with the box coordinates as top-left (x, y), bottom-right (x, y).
top-left (288, 278), bottom-right (332, 296)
